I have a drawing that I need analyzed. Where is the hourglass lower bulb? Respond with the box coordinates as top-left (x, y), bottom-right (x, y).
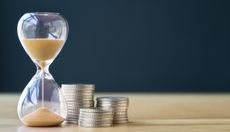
top-left (17, 12), bottom-right (68, 127)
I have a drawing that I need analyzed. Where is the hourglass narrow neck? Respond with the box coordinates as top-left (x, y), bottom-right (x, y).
top-left (37, 64), bottom-right (49, 73)
top-left (35, 63), bottom-right (55, 81)
top-left (35, 60), bottom-right (52, 75)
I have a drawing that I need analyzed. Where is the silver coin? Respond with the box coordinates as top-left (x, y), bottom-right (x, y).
top-left (114, 115), bottom-right (128, 118)
top-left (97, 102), bottom-right (128, 105)
top-left (79, 112), bottom-right (113, 116)
top-left (66, 111), bottom-right (79, 113)
top-left (66, 99), bottom-right (94, 102)
top-left (79, 113), bottom-right (113, 116)
top-left (67, 110), bottom-right (79, 115)
top-left (79, 113), bottom-right (113, 118)
top-left (62, 84), bottom-right (95, 90)
top-left (61, 88), bottom-right (94, 91)
top-left (80, 108), bottom-right (113, 113)
top-left (66, 110), bottom-right (80, 112)
top-left (65, 116), bottom-right (78, 119)
top-left (65, 97), bottom-right (94, 100)
top-left (67, 107), bottom-right (93, 110)
top-left (79, 116), bottom-right (113, 120)
top-left (96, 100), bottom-right (129, 103)
top-left (62, 92), bottom-right (94, 94)
top-left (65, 120), bottom-right (78, 124)
top-left (75, 84), bottom-right (95, 89)
top-left (62, 93), bottom-right (94, 96)
top-left (62, 83), bottom-right (95, 87)
top-left (67, 113), bottom-right (79, 115)
top-left (66, 109), bottom-right (80, 112)
top-left (66, 115), bottom-right (79, 118)
top-left (96, 105), bottom-right (128, 108)
top-left (62, 91), bottom-right (95, 94)
top-left (66, 116), bottom-right (79, 119)
top-left (79, 118), bottom-right (113, 122)
top-left (66, 104), bottom-right (94, 107)
top-left (96, 104), bottom-right (128, 107)
top-left (79, 122), bottom-right (113, 126)
top-left (62, 89), bottom-right (95, 92)
top-left (63, 95), bottom-right (94, 97)
top-left (97, 108), bottom-right (127, 112)
top-left (67, 102), bottom-right (94, 104)
top-left (97, 103), bottom-right (128, 106)
top-left (113, 115), bottom-right (128, 117)
top-left (65, 101), bottom-right (93, 103)
top-left (61, 87), bottom-right (92, 89)
top-left (79, 111), bottom-right (113, 115)
top-left (65, 100), bottom-right (94, 102)
top-left (79, 117), bottom-right (113, 120)
top-left (66, 100), bottom-right (94, 102)
top-left (66, 102), bottom-right (94, 105)
top-left (113, 112), bottom-right (128, 114)
top-left (79, 123), bottom-right (112, 127)
top-left (66, 113), bottom-right (79, 115)
top-left (97, 104), bottom-right (128, 107)
top-left (79, 111), bottom-right (113, 114)
top-left (67, 104), bottom-right (94, 107)
top-left (79, 116), bottom-right (112, 121)
top-left (66, 120), bottom-right (79, 123)
top-left (66, 100), bottom-right (94, 103)
top-left (96, 102), bottom-right (129, 106)
top-left (66, 118), bottom-right (79, 121)
top-left (79, 120), bottom-right (113, 124)
top-left (66, 101), bottom-right (94, 104)
top-left (66, 119), bottom-right (78, 122)
top-left (79, 122), bottom-right (113, 125)
top-left (62, 93), bottom-right (94, 95)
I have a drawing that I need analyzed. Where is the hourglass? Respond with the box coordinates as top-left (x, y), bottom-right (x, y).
top-left (17, 12), bottom-right (68, 127)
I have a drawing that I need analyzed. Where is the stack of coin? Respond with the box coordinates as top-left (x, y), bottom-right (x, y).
top-left (60, 84), bottom-right (95, 123)
top-left (78, 108), bottom-right (114, 127)
top-left (96, 97), bottom-right (129, 124)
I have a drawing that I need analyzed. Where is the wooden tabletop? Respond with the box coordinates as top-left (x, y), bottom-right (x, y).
top-left (1, 93), bottom-right (230, 132)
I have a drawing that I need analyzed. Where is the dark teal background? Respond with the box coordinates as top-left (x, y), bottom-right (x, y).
top-left (0, 0), bottom-right (230, 92)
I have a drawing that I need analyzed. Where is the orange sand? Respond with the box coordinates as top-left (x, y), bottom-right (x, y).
top-left (21, 107), bottom-right (64, 127)
top-left (21, 39), bottom-right (64, 61)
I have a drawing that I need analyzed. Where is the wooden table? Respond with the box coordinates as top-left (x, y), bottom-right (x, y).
top-left (1, 93), bottom-right (230, 132)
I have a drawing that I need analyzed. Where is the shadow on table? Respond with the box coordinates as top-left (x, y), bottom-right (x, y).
top-left (17, 126), bottom-right (66, 132)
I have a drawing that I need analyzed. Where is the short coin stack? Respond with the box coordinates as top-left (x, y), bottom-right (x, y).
top-left (61, 84), bottom-right (95, 123)
top-left (78, 108), bottom-right (114, 127)
top-left (96, 97), bottom-right (129, 124)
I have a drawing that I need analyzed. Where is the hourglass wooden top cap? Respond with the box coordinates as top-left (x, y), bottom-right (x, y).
top-left (17, 12), bottom-right (68, 40)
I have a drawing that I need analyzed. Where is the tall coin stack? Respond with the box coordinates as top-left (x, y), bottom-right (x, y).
top-left (96, 97), bottom-right (129, 124)
top-left (61, 84), bottom-right (95, 123)
top-left (78, 108), bottom-right (114, 127)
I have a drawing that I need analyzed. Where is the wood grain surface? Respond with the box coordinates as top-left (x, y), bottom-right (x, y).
top-left (0, 93), bottom-right (230, 132)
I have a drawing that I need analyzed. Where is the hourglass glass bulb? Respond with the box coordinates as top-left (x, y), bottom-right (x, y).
top-left (17, 12), bottom-right (68, 127)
